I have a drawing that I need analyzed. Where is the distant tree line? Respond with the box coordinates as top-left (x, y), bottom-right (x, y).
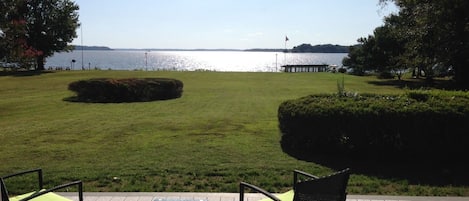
top-left (0, 0), bottom-right (79, 70)
top-left (291, 44), bottom-right (349, 53)
top-left (74, 46), bottom-right (113, 51)
top-left (343, 0), bottom-right (469, 88)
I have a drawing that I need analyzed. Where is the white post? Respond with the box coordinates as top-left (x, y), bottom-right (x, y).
top-left (145, 52), bottom-right (148, 71)
top-left (81, 25), bottom-right (84, 70)
top-left (275, 53), bottom-right (278, 72)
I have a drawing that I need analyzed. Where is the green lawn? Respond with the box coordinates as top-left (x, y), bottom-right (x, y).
top-left (0, 70), bottom-right (467, 196)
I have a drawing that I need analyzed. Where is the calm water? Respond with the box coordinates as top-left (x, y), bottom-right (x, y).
top-left (45, 50), bottom-right (347, 72)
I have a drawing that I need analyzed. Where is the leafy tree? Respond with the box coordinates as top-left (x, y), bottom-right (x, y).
top-left (342, 39), bottom-right (371, 76)
top-left (343, 14), bottom-right (407, 79)
top-left (1, 0), bottom-right (43, 68)
top-left (0, 0), bottom-right (79, 70)
top-left (373, 15), bottom-right (408, 79)
top-left (0, 30), bottom-right (6, 61)
top-left (2, 19), bottom-right (42, 68)
top-left (380, 0), bottom-right (469, 88)
top-left (0, 0), bottom-right (23, 63)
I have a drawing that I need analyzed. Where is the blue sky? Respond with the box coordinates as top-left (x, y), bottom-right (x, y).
top-left (72, 0), bottom-right (397, 49)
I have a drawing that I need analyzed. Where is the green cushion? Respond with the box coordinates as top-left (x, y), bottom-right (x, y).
top-left (258, 190), bottom-right (294, 201)
top-left (9, 190), bottom-right (72, 201)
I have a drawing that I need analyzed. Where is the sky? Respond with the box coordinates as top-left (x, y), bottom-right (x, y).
top-left (72, 0), bottom-right (398, 49)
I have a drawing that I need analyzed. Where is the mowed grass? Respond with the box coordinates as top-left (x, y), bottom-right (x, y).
top-left (0, 71), bottom-right (467, 196)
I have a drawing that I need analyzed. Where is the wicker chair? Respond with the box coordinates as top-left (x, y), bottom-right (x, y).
top-left (240, 168), bottom-right (350, 201)
top-left (1, 168), bottom-right (83, 201)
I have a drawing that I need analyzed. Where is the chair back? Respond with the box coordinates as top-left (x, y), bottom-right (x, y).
top-left (293, 168), bottom-right (350, 201)
top-left (1, 178), bottom-right (8, 201)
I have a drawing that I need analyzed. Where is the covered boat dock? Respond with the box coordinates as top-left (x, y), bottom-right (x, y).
top-left (281, 64), bottom-right (330, 72)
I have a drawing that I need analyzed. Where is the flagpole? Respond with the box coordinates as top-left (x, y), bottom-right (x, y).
top-left (285, 36), bottom-right (287, 50)
top-left (275, 53), bottom-right (278, 72)
top-left (81, 24), bottom-right (84, 70)
top-left (284, 35), bottom-right (288, 65)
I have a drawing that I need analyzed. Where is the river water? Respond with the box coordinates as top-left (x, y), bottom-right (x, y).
top-left (46, 50), bottom-right (347, 72)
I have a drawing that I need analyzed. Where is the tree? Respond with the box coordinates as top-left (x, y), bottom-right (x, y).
top-left (1, 1), bottom-right (40, 68)
top-left (343, 13), bottom-right (408, 79)
top-left (4, 19), bottom-right (43, 68)
top-left (0, 0), bottom-right (79, 70)
top-left (372, 15), bottom-right (408, 79)
top-left (0, 29), bottom-right (6, 61)
top-left (0, 0), bottom-right (23, 63)
top-left (380, 0), bottom-right (469, 88)
top-left (342, 38), bottom-right (373, 76)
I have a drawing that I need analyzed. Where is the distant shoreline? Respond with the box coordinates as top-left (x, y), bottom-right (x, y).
top-left (74, 44), bottom-right (351, 53)
top-left (73, 45), bottom-right (113, 51)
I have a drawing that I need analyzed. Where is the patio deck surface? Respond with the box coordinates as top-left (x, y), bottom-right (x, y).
top-left (58, 192), bottom-right (469, 201)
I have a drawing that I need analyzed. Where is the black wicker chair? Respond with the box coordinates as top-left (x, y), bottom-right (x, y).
top-left (240, 168), bottom-right (350, 201)
top-left (1, 168), bottom-right (83, 201)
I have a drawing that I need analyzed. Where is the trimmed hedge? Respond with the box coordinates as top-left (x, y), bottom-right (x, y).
top-left (278, 91), bottom-right (469, 160)
top-left (68, 78), bottom-right (183, 103)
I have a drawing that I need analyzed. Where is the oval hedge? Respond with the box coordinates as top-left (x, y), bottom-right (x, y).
top-left (68, 78), bottom-right (183, 103)
top-left (278, 91), bottom-right (469, 160)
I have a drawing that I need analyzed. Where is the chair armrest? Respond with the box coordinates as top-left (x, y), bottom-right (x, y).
top-left (293, 170), bottom-right (319, 183)
top-left (239, 182), bottom-right (280, 201)
top-left (1, 169), bottom-right (43, 190)
top-left (293, 170), bottom-right (319, 191)
top-left (293, 170), bottom-right (319, 180)
top-left (19, 180), bottom-right (83, 201)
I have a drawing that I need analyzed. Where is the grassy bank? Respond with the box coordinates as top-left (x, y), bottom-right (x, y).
top-left (0, 70), bottom-right (467, 196)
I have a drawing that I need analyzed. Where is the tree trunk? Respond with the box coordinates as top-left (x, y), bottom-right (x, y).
top-left (36, 55), bottom-right (45, 70)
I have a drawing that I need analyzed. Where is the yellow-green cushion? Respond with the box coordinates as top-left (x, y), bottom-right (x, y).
top-left (9, 190), bottom-right (72, 201)
top-left (258, 190), bottom-right (294, 201)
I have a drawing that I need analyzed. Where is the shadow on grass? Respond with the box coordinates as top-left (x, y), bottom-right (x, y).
top-left (367, 78), bottom-right (463, 90)
top-left (62, 96), bottom-right (181, 103)
top-left (300, 152), bottom-right (469, 187)
top-left (62, 96), bottom-right (139, 103)
top-left (0, 70), bottom-right (55, 77)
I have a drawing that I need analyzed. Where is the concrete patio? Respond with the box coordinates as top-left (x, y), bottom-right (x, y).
top-left (59, 192), bottom-right (469, 201)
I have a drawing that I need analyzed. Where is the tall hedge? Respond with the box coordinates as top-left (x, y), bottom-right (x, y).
top-left (278, 91), bottom-right (469, 160)
top-left (68, 78), bottom-right (183, 103)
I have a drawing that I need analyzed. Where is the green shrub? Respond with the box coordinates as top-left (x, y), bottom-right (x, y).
top-left (68, 78), bottom-right (183, 103)
top-left (338, 68), bottom-right (347, 73)
top-left (278, 91), bottom-right (469, 160)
